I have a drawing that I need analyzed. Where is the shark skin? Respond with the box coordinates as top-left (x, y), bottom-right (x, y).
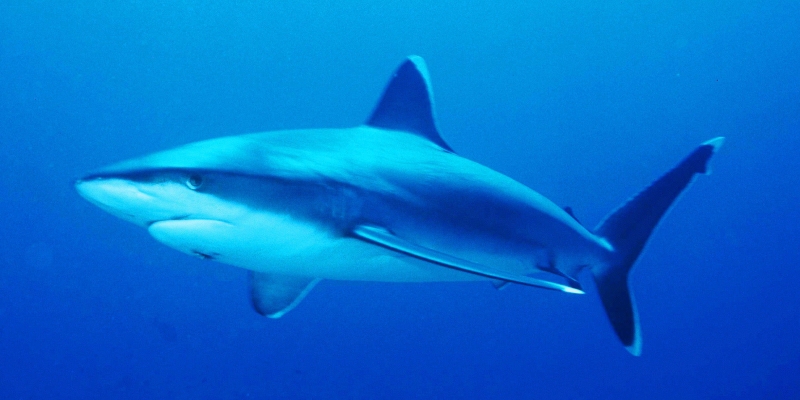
top-left (76, 56), bottom-right (723, 355)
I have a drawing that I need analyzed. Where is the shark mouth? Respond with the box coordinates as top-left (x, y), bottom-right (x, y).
top-left (146, 214), bottom-right (192, 227)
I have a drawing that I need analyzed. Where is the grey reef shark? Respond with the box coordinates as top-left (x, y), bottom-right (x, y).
top-left (76, 56), bottom-right (723, 355)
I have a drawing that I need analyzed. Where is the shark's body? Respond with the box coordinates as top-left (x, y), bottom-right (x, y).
top-left (76, 57), bottom-right (722, 355)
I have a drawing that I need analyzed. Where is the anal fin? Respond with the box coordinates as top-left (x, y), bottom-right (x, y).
top-left (491, 280), bottom-right (510, 290)
top-left (249, 272), bottom-right (320, 318)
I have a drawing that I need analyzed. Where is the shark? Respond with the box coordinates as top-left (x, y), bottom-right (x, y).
top-left (75, 56), bottom-right (723, 355)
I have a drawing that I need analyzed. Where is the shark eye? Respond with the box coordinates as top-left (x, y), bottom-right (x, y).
top-left (185, 174), bottom-right (204, 190)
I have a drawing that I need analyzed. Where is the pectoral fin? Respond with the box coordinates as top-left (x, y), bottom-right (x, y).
top-left (351, 225), bottom-right (582, 294)
top-left (249, 272), bottom-right (320, 318)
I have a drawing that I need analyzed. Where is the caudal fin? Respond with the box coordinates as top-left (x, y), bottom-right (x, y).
top-left (593, 138), bottom-right (724, 355)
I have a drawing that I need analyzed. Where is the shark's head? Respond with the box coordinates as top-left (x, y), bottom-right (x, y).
top-left (75, 135), bottom-right (279, 260)
top-left (76, 168), bottom-right (222, 228)
top-left (77, 136), bottom-right (258, 225)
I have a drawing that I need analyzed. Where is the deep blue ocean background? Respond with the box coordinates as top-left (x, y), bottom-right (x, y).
top-left (1, 1), bottom-right (799, 398)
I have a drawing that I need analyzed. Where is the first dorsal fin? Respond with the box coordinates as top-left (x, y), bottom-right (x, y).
top-left (366, 56), bottom-right (452, 151)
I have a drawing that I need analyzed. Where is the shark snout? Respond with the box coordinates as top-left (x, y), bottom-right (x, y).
top-left (75, 177), bottom-right (179, 227)
top-left (75, 177), bottom-right (148, 207)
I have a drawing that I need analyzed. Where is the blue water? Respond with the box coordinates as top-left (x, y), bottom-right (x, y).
top-left (1, 1), bottom-right (798, 398)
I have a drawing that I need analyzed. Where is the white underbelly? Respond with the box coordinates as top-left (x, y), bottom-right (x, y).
top-left (147, 212), bottom-right (484, 283)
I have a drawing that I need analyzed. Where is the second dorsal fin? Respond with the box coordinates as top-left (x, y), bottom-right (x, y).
top-left (366, 56), bottom-right (452, 151)
top-left (563, 206), bottom-right (581, 224)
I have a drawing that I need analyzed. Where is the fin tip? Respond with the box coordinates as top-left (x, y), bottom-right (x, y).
top-left (406, 55), bottom-right (426, 67)
top-left (702, 137), bottom-right (725, 151)
top-left (625, 338), bottom-right (643, 356)
top-left (698, 137), bottom-right (724, 174)
top-left (564, 287), bottom-right (585, 294)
